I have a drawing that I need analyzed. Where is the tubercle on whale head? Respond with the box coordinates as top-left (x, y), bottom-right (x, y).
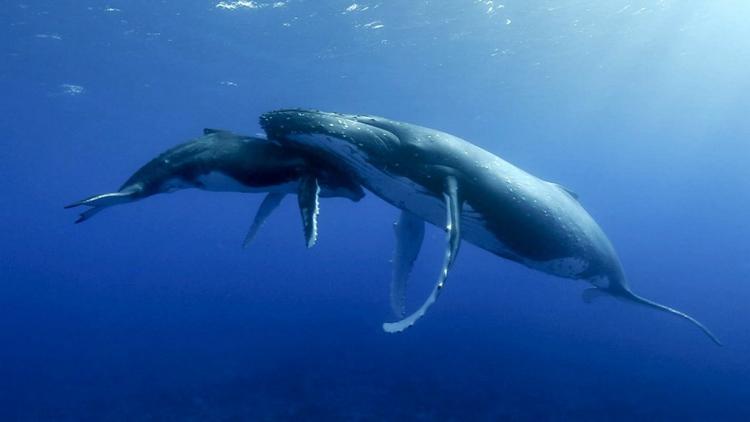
top-left (260, 110), bottom-right (407, 182)
top-left (260, 110), bottom-right (468, 202)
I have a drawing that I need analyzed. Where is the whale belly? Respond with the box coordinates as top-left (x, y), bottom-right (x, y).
top-left (197, 171), bottom-right (297, 193)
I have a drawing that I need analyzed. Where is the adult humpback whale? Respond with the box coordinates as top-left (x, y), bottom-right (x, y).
top-left (66, 128), bottom-right (364, 247)
top-left (260, 109), bottom-right (721, 345)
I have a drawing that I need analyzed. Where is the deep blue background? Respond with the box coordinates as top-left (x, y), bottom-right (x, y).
top-left (2, 1), bottom-right (749, 420)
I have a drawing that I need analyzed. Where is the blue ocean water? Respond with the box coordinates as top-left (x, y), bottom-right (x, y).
top-left (2, 1), bottom-right (749, 420)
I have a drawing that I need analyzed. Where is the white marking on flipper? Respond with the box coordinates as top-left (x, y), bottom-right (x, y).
top-left (383, 176), bottom-right (462, 333)
top-left (298, 175), bottom-right (320, 248)
top-left (391, 210), bottom-right (425, 317)
top-left (243, 192), bottom-right (286, 248)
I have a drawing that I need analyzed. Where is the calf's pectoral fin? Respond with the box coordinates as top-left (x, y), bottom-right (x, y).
top-left (243, 192), bottom-right (286, 248)
top-left (383, 176), bottom-right (462, 333)
top-left (390, 210), bottom-right (426, 317)
top-left (297, 174), bottom-right (321, 248)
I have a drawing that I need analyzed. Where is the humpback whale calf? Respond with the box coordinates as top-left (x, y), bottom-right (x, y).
top-left (66, 128), bottom-right (364, 247)
top-left (260, 109), bottom-right (721, 345)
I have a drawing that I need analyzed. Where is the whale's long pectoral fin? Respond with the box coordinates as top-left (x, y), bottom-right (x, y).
top-left (297, 175), bottom-right (321, 248)
top-left (383, 176), bottom-right (462, 333)
top-left (391, 210), bottom-right (426, 317)
top-left (243, 192), bottom-right (286, 248)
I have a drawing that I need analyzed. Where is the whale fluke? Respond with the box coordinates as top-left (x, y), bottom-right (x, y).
top-left (298, 175), bottom-right (320, 248)
top-left (73, 206), bottom-right (105, 224)
top-left (391, 210), bottom-right (425, 317)
top-left (65, 189), bottom-right (141, 223)
top-left (243, 192), bottom-right (286, 248)
top-left (584, 286), bottom-right (722, 346)
top-left (625, 290), bottom-right (723, 346)
top-left (383, 176), bottom-right (462, 333)
top-left (64, 190), bottom-right (138, 210)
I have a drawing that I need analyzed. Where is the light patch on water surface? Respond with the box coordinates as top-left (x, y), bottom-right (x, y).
top-left (361, 21), bottom-right (385, 30)
top-left (477, 0), bottom-right (505, 16)
top-left (343, 3), bottom-right (370, 14)
top-left (215, 1), bottom-right (286, 10)
top-left (60, 84), bottom-right (85, 96)
top-left (35, 33), bottom-right (62, 40)
top-left (216, 1), bottom-right (261, 10)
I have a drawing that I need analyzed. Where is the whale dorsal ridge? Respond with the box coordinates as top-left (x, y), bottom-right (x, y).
top-left (203, 128), bottom-right (233, 136)
top-left (550, 182), bottom-right (579, 200)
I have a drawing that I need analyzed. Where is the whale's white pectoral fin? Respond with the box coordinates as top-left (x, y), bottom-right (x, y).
top-left (391, 210), bottom-right (426, 317)
top-left (243, 192), bottom-right (286, 248)
top-left (383, 176), bottom-right (462, 333)
top-left (298, 175), bottom-right (320, 248)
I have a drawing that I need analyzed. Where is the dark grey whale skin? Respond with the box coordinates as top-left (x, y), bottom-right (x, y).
top-left (261, 109), bottom-right (621, 283)
top-left (116, 130), bottom-right (363, 201)
top-left (260, 109), bottom-right (721, 345)
top-left (66, 129), bottom-right (364, 223)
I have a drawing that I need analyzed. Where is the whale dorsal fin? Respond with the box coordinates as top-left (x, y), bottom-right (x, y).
top-left (551, 182), bottom-right (579, 200)
top-left (390, 210), bottom-right (425, 317)
top-left (203, 128), bottom-right (232, 136)
top-left (383, 176), bottom-right (462, 333)
top-left (297, 175), bottom-right (320, 248)
top-left (243, 192), bottom-right (286, 248)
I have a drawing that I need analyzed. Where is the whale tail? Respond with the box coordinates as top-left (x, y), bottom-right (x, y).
top-left (65, 186), bottom-right (142, 223)
top-left (584, 286), bottom-right (722, 346)
top-left (625, 291), bottom-right (723, 346)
